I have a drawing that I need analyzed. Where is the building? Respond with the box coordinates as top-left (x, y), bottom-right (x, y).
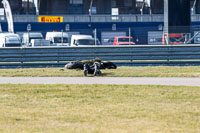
top-left (0, 0), bottom-right (160, 15)
top-left (1, 0), bottom-right (200, 44)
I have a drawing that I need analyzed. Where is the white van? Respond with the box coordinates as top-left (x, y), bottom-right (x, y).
top-left (30, 39), bottom-right (51, 47)
top-left (70, 35), bottom-right (100, 46)
top-left (22, 32), bottom-right (43, 46)
top-left (0, 33), bottom-right (21, 47)
top-left (46, 32), bottom-right (69, 46)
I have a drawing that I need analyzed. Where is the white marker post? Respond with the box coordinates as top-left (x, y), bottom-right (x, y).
top-left (2, 0), bottom-right (14, 33)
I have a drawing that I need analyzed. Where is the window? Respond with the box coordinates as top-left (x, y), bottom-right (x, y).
top-left (22, 0), bottom-right (35, 7)
top-left (54, 37), bottom-right (69, 43)
top-left (76, 39), bottom-right (95, 45)
top-left (112, 0), bottom-right (117, 7)
top-left (6, 37), bottom-right (21, 44)
top-left (118, 38), bottom-right (133, 42)
top-left (70, 0), bottom-right (83, 5)
top-left (124, 0), bottom-right (132, 7)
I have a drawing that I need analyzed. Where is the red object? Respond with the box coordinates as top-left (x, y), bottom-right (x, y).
top-left (113, 36), bottom-right (135, 45)
top-left (162, 33), bottom-right (184, 44)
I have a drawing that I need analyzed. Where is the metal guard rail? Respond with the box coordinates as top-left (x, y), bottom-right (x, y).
top-left (0, 44), bottom-right (200, 68)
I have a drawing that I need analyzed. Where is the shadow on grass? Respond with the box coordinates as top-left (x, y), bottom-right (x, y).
top-left (101, 72), bottom-right (115, 77)
top-left (80, 72), bottom-right (115, 77)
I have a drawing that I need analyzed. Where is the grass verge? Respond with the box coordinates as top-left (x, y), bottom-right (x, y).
top-left (0, 84), bottom-right (200, 133)
top-left (0, 66), bottom-right (200, 77)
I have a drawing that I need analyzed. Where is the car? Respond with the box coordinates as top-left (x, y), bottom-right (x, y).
top-left (22, 32), bottom-right (43, 47)
top-left (113, 36), bottom-right (135, 45)
top-left (0, 33), bottom-right (21, 47)
top-left (70, 35), bottom-right (100, 46)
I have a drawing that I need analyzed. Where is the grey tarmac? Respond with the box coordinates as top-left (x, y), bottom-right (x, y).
top-left (0, 77), bottom-right (200, 86)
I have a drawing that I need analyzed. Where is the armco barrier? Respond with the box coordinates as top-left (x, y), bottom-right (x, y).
top-left (0, 45), bottom-right (200, 68)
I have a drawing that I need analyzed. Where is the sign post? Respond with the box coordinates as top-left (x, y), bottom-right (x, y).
top-left (27, 24), bottom-right (31, 46)
top-left (93, 28), bottom-right (97, 45)
top-left (112, 8), bottom-right (119, 20)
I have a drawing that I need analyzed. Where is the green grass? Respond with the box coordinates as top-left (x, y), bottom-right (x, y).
top-left (0, 84), bottom-right (200, 133)
top-left (0, 66), bottom-right (200, 77)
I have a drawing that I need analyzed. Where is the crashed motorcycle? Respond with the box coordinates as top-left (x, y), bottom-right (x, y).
top-left (65, 59), bottom-right (117, 76)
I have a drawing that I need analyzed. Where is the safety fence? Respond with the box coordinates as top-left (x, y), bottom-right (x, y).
top-left (0, 44), bottom-right (200, 68)
top-left (13, 26), bottom-right (200, 45)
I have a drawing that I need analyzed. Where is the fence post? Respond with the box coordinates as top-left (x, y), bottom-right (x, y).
top-left (20, 47), bottom-right (24, 67)
top-left (61, 29), bottom-right (64, 46)
top-left (129, 27), bottom-right (131, 45)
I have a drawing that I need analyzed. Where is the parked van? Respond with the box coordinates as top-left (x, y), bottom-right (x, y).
top-left (0, 33), bottom-right (21, 47)
top-left (46, 32), bottom-right (69, 46)
top-left (30, 39), bottom-right (51, 47)
top-left (22, 32), bottom-right (43, 46)
top-left (70, 35), bottom-right (100, 46)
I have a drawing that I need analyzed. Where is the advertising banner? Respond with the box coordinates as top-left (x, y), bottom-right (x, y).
top-left (39, 16), bottom-right (63, 23)
top-left (148, 31), bottom-right (163, 45)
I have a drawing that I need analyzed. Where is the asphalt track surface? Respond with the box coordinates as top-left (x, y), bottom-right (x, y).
top-left (0, 77), bottom-right (200, 86)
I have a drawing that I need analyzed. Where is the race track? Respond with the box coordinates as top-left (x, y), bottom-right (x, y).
top-left (0, 77), bottom-right (199, 86)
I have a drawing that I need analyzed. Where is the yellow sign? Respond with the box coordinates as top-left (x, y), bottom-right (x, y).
top-left (39, 16), bottom-right (63, 23)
